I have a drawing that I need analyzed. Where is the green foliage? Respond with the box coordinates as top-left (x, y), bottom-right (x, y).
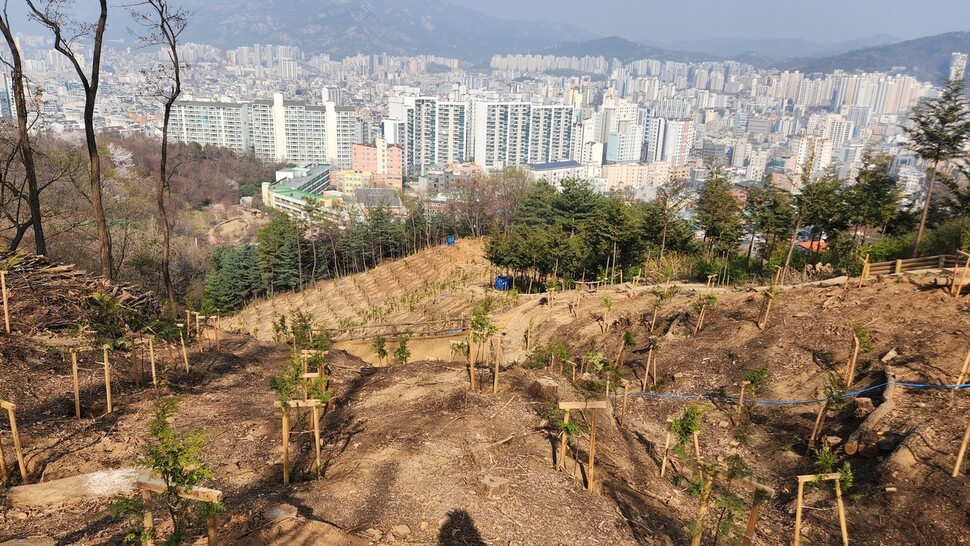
top-left (470, 300), bottom-right (497, 343)
top-left (139, 399), bottom-right (216, 544)
top-left (622, 330), bottom-right (636, 348)
top-left (550, 408), bottom-right (583, 439)
top-left (696, 166), bottom-right (743, 253)
top-left (602, 295), bottom-right (613, 312)
top-left (394, 334), bottom-right (411, 365)
top-left (822, 373), bottom-right (848, 411)
top-left (813, 442), bottom-right (841, 474)
top-left (89, 292), bottom-right (130, 344)
top-left (851, 323), bottom-right (874, 355)
top-left (269, 355), bottom-right (332, 408)
top-left (671, 405), bottom-right (704, 446)
top-left (202, 245), bottom-right (262, 313)
top-left (742, 366), bottom-right (770, 395)
top-left (838, 462), bottom-right (854, 492)
top-left (107, 496), bottom-right (150, 544)
top-left (524, 340), bottom-right (570, 370)
top-left (371, 336), bottom-right (388, 364)
top-left (693, 292), bottom-right (718, 313)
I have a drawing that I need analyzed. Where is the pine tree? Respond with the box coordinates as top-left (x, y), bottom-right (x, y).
top-left (904, 78), bottom-right (970, 256)
top-left (696, 166), bottom-right (743, 254)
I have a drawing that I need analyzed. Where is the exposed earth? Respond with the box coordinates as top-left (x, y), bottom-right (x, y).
top-left (1, 242), bottom-right (969, 545)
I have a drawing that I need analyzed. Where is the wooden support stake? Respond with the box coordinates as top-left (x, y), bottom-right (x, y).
top-left (195, 313), bottom-right (203, 353)
top-left (103, 346), bottom-right (113, 414)
top-left (651, 349), bottom-right (658, 387)
top-left (313, 405), bottom-right (322, 478)
top-left (468, 336), bottom-right (476, 392)
top-left (587, 409), bottom-right (597, 490)
top-left (956, 346), bottom-right (970, 387)
top-left (1, 270), bottom-right (9, 334)
top-left (808, 401), bottom-right (827, 450)
top-left (558, 410), bottom-right (570, 471)
top-left (215, 315), bottom-right (222, 352)
top-left (845, 335), bottom-right (860, 388)
top-left (149, 338), bottom-right (157, 388)
top-left (741, 500), bottom-right (763, 546)
top-left (179, 331), bottom-right (190, 373)
top-left (857, 254), bottom-right (869, 289)
top-left (620, 382), bottom-right (629, 428)
top-left (142, 490), bottom-right (154, 546)
top-left (952, 411), bottom-right (970, 477)
top-left (492, 339), bottom-right (500, 394)
top-left (71, 351), bottom-right (81, 419)
top-left (642, 347), bottom-right (652, 391)
top-left (0, 417), bottom-right (8, 485)
top-left (793, 479), bottom-right (806, 546)
top-left (737, 381), bottom-right (750, 418)
top-left (281, 410), bottom-right (290, 484)
top-left (659, 430), bottom-right (672, 478)
top-left (693, 431), bottom-right (701, 461)
top-left (2, 402), bottom-right (27, 484)
top-left (690, 476), bottom-right (714, 546)
top-left (834, 477), bottom-right (850, 546)
top-left (207, 512), bottom-right (219, 546)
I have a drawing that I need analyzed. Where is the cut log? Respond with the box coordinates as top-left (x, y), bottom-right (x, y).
top-left (845, 365), bottom-right (899, 456)
top-left (7, 468), bottom-right (149, 509)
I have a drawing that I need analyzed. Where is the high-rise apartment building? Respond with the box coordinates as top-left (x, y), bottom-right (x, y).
top-left (644, 118), bottom-right (695, 167)
top-left (170, 94), bottom-right (362, 166)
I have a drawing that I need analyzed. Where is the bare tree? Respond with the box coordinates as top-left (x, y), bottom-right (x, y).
top-left (128, 0), bottom-right (187, 310)
top-left (26, 0), bottom-right (113, 278)
top-left (0, 0), bottom-right (45, 254)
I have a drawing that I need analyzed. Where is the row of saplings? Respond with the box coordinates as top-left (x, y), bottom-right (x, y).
top-left (524, 288), bottom-right (866, 545)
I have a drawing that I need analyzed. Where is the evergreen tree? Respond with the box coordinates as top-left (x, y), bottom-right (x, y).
top-left (904, 78), bottom-right (970, 256)
top-left (696, 166), bottom-right (743, 253)
top-left (256, 214), bottom-right (303, 294)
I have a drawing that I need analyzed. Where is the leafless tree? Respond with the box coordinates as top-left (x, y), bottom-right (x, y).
top-left (26, 0), bottom-right (113, 278)
top-left (0, 0), bottom-right (45, 254)
top-left (127, 0), bottom-right (188, 309)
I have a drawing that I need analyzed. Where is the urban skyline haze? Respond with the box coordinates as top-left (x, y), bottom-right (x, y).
top-left (449, 0), bottom-right (970, 44)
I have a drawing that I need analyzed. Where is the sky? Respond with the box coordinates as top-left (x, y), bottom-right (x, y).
top-left (450, 0), bottom-right (970, 44)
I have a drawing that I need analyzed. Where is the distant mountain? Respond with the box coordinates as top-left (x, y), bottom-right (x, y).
top-left (782, 32), bottom-right (970, 81)
top-left (539, 36), bottom-right (707, 64)
top-left (173, 0), bottom-right (595, 60)
top-left (640, 35), bottom-right (899, 60)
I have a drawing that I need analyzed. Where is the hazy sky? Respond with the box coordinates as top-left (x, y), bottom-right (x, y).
top-left (450, 0), bottom-right (970, 43)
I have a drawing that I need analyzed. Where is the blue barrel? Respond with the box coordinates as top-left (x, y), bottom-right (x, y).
top-left (446, 236), bottom-right (456, 246)
top-left (495, 275), bottom-right (512, 291)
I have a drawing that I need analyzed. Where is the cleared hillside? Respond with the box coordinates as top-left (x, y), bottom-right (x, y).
top-left (225, 239), bottom-right (492, 340)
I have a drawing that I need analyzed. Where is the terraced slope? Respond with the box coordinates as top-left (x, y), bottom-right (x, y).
top-left (225, 239), bottom-right (492, 340)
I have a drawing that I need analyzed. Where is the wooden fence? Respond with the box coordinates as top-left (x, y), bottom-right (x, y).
top-left (864, 254), bottom-right (961, 278)
top-left (321, 317), bottom-right (471, 342)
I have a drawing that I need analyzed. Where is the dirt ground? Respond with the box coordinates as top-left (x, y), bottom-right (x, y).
top-left (3, 244), bottom-right (970, 545)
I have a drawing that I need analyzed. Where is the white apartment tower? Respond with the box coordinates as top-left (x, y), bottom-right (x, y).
top-left (951, 52), bottom-right (968, 81)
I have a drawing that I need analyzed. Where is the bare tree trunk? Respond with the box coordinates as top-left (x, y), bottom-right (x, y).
top-left (0, 12), bottom-right (45, 255)
top-left (781, 213), bottom-right (803, 285)
top-left (28, 0), bottom-right (113, 278)
top-left (912, 163), bottom-right (938, 258)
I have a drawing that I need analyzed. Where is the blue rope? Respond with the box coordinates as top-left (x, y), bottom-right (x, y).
top-left (617, 381), bottom-right (970, 406)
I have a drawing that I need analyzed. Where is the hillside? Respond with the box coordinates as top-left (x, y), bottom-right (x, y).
top-left (225, 239), bottom-right (493, 341)
top-left (783, 31), bottom-right (970, 81)
top-left (2, 249), bottom-right (970, 544)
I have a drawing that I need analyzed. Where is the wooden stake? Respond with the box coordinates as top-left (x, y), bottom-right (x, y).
top-left (835, 477), bottom-right (849, 546)
top-left (741, 500), bottom-right (763, 546)
top-left (793, 479), bottom-right (806, 546)
top-left (643, 346), bottom-right (653, 391)
top-left (207, 512), bottom-right (219, 546)
top-left (142, 490), bottom-right (154, 546)
top-left (71, 351), bottom-right (81, 419)
top-left (0, 430), bottom-right (7, 484)
top-left (468, 336), bottom-right (476, 391)
top-left (693, 304), bottom-right (706, 335)
top-left (312, 405), bottom-right (322, 478)
top-left (587, 409), bottom-right (597, 490)
top-left (857, 253), bottom-right (869, 289)
top-left (845, 335), bottom-right (860, 388)
top-left (620, 382), bottom-right (629, 428)
top-left (1, 270), bottom-right (9, 334)
top-left (651, 349), bottom-right (658, 387)
top-left (952, 411), bottom-right (970, 477)
top-left (690, 476), bottom-right (714, 546)
top-left (693, 431), bottom-right (701, 461)
top-left (1, 402), bottom-right (27, 483)
top-left (808, 401), bottom-right (827, 450)
top-left (737, 381), bottom-right (750, 418)
top-left (195, 313), bottom-right (203, 353)
top-left (492, 339), bottom-right (500, 394)
top-left (659, 430), bottom-right (672, 478)
top-left (149, 338), bottom-right (157, 388)
top-left (956, 346), bottom-right (970, 387)
top-left (102, 346), bottom-right (113, 414)
top-left (558, 410), bottom-right (570, 471)
top-left (215, 315), bottom-right (222, 352)
top-left (281, 409), bottom-right (290, 484)
top-left (179, 331), bottom-right (190, 373)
